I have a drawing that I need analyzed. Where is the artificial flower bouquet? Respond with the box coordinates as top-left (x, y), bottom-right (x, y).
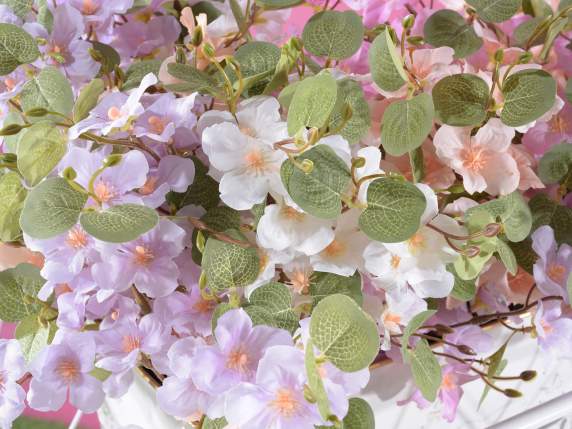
top-left (0, 0), bottom-right (571, 428)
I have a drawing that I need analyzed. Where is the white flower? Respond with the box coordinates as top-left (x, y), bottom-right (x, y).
top-left (353, 146), bottom-right (384, 204)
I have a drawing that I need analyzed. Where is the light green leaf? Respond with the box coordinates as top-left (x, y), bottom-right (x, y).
top-left (249, 281), bottom-right (298, 333)
top-left (211, 302), bottom-right (233, 334)
top-left (79, 204), bottom-right (159, 243)
top-left (287, 73), bottom-right (338, 135)
top-left (380, 93), bottom-right (434, 156)
top-left (342, 398), bottom-right (375, 429)
top-left (15, 314), bottom-right (56, 363)
top-left (302, 10), bottom-right (364, 60)
top-left (17, 122), bottom-right (67, 187)
top-left (368, 28), bottom-right (408, 92)
top-left (0, 172), bottom-right (27, 242)
top-left (478, 340), bottom-right (509, 406)
top-left (359, 178), bottom-right (427, 243)
top-left (329, 78), bottom-right (371, 144)
top-left (166, 63), bottom-right (220, 95)
top-left (454, 236), bottom-right (498, 280)
top-left (281, 145), bottom-right (351, 219)
top-left (466, 0), bottom-right (522, 22)
top-left (0, 0), bottom-right (33, 18)
top-left (305, 339), bottom-right (331, 420)
top-left (310, 271), bottom-right (363, 307)
top-left (166, 156), bottom-right (220, 210)
top-left (0, 263), bottom-right (44, 322)
top-left (410, 339), bottom-right (442, 402)
top-left (202, 417), bottom-right (228, 429)
top-left (447, 264), bottom-right (477, 301)
top-left (202, 229), bottom-right (260, 292)
top-left (123, 60), bottom-right (161, 91)
top-left (20, 177), bottom-right (88, 239)
top-left (401, 310), bottom-right (436, 361)
top-left (243, 305), bottom-right (275, 327)
top-left (432, 73), bottom-right (490, 126)
top-left (1, 111), bottom-right (25, 154)
top-left (14, 416), bottom-right (72, 429)
top-left (538, 143), bottom-right (572, 185)
top-left (20, 67), bottom-right (74, 119)
top-left (228, 41), bottom-right (280, 96)
top-left (424, 10), bottom-right (483, 58)
top-left (501, 69), bottom-right (556, 127)
top-left (496, 239), bottom-right (518, 275)
top-left (539, 16), bottom-right (568, 61)
top-left (73, 78), bottom-right (105, 122)
top-left (91, 41), bottom-right (120, 76)
top-left (309, 294), bottom-right (380, 372)
top-left (508, 238), bottom-right (537, 274)
top-left (255, 0), bottom-right (303, 9)
top-left (409, 147), bottom-right (425, 183)
top-left (513, 17), bottom-right (546, 47)
top-left (529, 193), bottom-right (572, 245)
top-left (0, 23), bottom-right (39, 75)
top-left (36, 0), bottom-right (53, 33)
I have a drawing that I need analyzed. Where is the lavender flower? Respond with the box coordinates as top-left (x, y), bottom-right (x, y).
top-left (533, 300), bottom-right (572, 357)
top-left (0, 340), bottom-right (27, 429)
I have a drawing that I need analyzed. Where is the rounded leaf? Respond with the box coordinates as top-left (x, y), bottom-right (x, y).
top-left (0, 23), bottom-right (39, 76)
top-left (20, 67), bottom-right (74, 119)
top-left (368, 28), bottom-right (408, 92)
top-left (230, 41), bottom-right (280, 95)
top-left (329, 79), bottom-right (371, 144)
top-left (466, 0), bottom-right (522, 22)
top-left (0, 172), bottom-right (27, 242)
top-left (424, 10), bottom-right (483, 58)
top-left (538, 143), bottom-right (572, 185)
top-left (342, 398), bottom-right (375, 429)
top-left (433, 73), bottom-right (489, 126)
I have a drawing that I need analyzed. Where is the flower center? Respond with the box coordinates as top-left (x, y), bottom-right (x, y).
top-left (239, 126), bottom-right (256, 137)
top-left (547, 263), bottom-right (566, 283)
top-left (549, 114), bottom-right (570, 134)
top-left (461, 146), bottom-right (489, 172)
top-left (244, 149), bottom-right (268, 173)
top-left (323, 239), bottom-right (345, 258)
top-left (94, 181), bottom-right (116, 203)
top-left (4, 78), bottom-right (15, 91)
top-left (383, 311), bottom-right (401, 326)
top-left (288, 269), bottom-right (311, 294)
top-left (107, 106), bottom-right (123, 121)
top-left (82, 0), bottom-right (99, 15)
top-left (56, 358), bottom-right (80, 384)
top-left (148, 115), bottom-right (167, 134)
top-left (66, 226), bottom-right (88, 249)
top-left (270, 388), bottom-right (301, 418)
top-left (226, 348), bottom-right (250, 373)
top-left (408, 232), bottom-right (426, 254)
top-left (192, 298), bottom-right (215, 314)
top-left (121, 335), bottom-right (141, 353)
top-left (133, 245), bottom-right (154, 266)
top-left (540, 318), bottom-right (553, 334)
top-left (280, 206), bottom-right (304, 222)
top-left (139, 176), bottom-right (158, 195)
top-left (441, 373), bottom-right (456, 391)
top-left (390, 254), bottom-right (401, 269)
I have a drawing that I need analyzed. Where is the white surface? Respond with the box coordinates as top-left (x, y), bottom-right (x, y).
top-left (98, 328), bottom-right (572, 429)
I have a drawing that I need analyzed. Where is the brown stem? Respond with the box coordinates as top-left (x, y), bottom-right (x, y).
top-left (187, 216), bottom-right (253, 248)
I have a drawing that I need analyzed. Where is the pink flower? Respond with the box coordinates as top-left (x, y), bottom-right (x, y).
top-left (434, 118), bottom-right (520, 195)
top-left (523, 99), bottom-right (572, 157)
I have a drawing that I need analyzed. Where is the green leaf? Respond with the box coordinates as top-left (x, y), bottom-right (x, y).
top-left (466, 0), bottom-right (522, 22)
top-left (479, 339), bottom-right (509, 406)
top-left (167, 156), bottom-right (220, 210)
top-left (91, 41), bottom-right (120, 76)
top-left (211, 302), bottom-right (233, 334)
top-left (508, 237), bottom-right (537, 274)
top-left (14, 417), bottom-right (73, 429)
top-left (529, 193), bottom-right (572, 245)
top-left (305, 339), bottom-right (331, 420)
top-left (20, 67), bottom-right (74, 119)
top-left (501, 69), bottom-right (557, 127)
top-left (513, 17), bottom-right (546, 47)
top-left (401, 310), bottom-right (436, 361)
top-left (20, 177), bottom-right (88, 239)
top-left (15, 314), bottom-right (56, 363)
top-left (0, 263), bottom-right (44, 322)
top-left (202, 229), bottom-right (260, 292)
top-left (380, 93), bottom-right (434, 156)
top-left (255, 0), bottom-right (303, 9)
top-left (79, 204), bottom-right (159, 243)
top-left (538, 143), bottom-right (572, 185)
top-left (329, 78), bottom-right (371, 144)
top-left (454, 236), bottom-right (498, 280)
top-left (281, 145), bottom-right (350, 219)
top-left (302, 10), bottom-right (364, 60)
top-left (0, 23), bottom-right (39, 75)
top-left (0, 172), bottom-right (27, 242)
top-left (202, 417), bottom-right (228, 429)
top-left (1, 111), bottom-right (25, 153)
top-left (410, 339), bottom-right (442, 402)
top-left (287, 73), bottom-right (338, 135)
top-left (424, 10), bottom-right (483, 58)
top-left (342, 398), bottom-right (375, 429)
top-left (123, 60), bottom-right (162, 91)
top-left (73, 78), bottom-right (105, 122)
top-left (496, 239), bottom-right (518, 275)
top-left (432, 73), bottom-right (490, 126)
top-left (368, 28), bottom-right (408, 92)
top-left (36, 0), bottom-right (53, 33)
top-left (447, 264), bottom-right (477, 301)
top-left (409, 147), bottom-right (425, 183)
top-left (0, 0), bottom-right (33, 18)
top-left (539, 16), bottom-right (568, 61)
top-left (359, 178), bottom-right (427, 243)
top-left (17, 122), bottom-right (67, 187)
top-left (309, 294), bottom-right (380, 372)
top-left (249, 281), bottom-right (298, 333)
top-left (229, 41), bottom-right (280, 96)
top-left (310, 271), bottom-right (363, 307)
top-left (166, 63), bottom-right (220, 95)
top-left (243, 305), bottom-right (275, 327)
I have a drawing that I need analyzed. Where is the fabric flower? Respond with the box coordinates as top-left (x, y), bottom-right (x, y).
top-left (533, 300), bottom-right (572, 357)
top-left (0, 340), bottom-right (27, 429)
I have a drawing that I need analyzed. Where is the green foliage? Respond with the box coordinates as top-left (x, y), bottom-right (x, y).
top-left (401, 310), bottom-right (436, 360)
top-left (359, 178), bottom-right (427, 243)
top-left (73, 78), bottom-right (106, 122)
top-left (14, 417), bottom-right (73, 429)
top-left (529, 193), bottom-right (572, 245)
top-left (424, 10), bottom-right (483, 58)
top-left (281, 145), bottom-right (351, 219)
top-left (202, 417), bottom-right (228, 429)
top-left (305, 339), bottom-right (332, 420)
top-left (123, 60), bottom-right (162, 90)
top-left (330, 78), bottom-right (371, 144)
top-left (0, 23), bottom-right (39, 75)
top-left (0, 172), bottom-right (27, 242)
top-left (202, 229), bottom-right (260, 292)
top-left (167, 157), bottom-right (220, 210)
top-left (248, 281), bottom-right (298, 333)
top-left (432, 73), bottom-right (490, 126)
top-left (20, 67), bottom-right (74, 119)
top-left (1, 111), bottom-right (25, 154)
top-left (17, 122), bottom-right (67, 187)
top-left (302, 10), bottom-right (364, 60)
top-left (255, 0), bottom-right (303, 9)
top-left (230, 41), bottom-right (281, 96)
top-left (380, 93), bottom-right (434, 156)
top-left (447, 264), bottom-right (477, 301)
top-left (211, 302), bottom-right (233, 334)
top-left (166, 63), bottom-right (221, 95)
top-left (20, 177), bottom-right (88, 239)
top-left (513, 17), bottom-right (546, 47)
top-left (342, 398), bottom-right (375, 429)
top-left (368, 29), bottom-right (407, 92)
top-left (454, 234), bottom-right (498, 280)
top-left (508, 237), bottom-right (537, 274)
top-left (0, 0), bottom-right (33, 18)
top-left (79, 204), bottom-right (159, 243)
top-left (466, 0), bottom-right (522, 22)
top-left (91, 41), bottom-right (121, 76)
top-left (287, 72), bottom-right (338, 135)
top-left (501, 69), bottom-right (557, 127)
top-left (15, 313), bottom-right (56, 363)
top-left (479, 339), bottom-right (509, 406)
top-left (538, 143), bottom-right (572, 186)
top-left (0, 263), bottom-right (44, 322)
top-left (410, 339), bottom-right (442, 401)
top-left (36, 0), bottom-right (53, 32)
top-left (309, 271), bottom-right (363, 307)
top-left (309, 294), bottom-right (380, 372)
top-left (496, 239), bottom-right (518, 275)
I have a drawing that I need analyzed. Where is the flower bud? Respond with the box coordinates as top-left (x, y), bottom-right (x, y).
top-left (196, 230), bottom-right (206, 253)
top-left (494, 48), bottom-right (504, 63)
top-left (303, 385), bottom-right (317, 403)
top-left (352, 157), bottom-right (366, 169)
top-left (299, 159), bottom-right (314, 174)
top-left (407, 36), bottom-right (424, 46)
top-left (0, 153), bottom-right (17, 164)
top-left (62, 167), bottom-right (77, 181)
top-left (103, 154), bottom-right (123, 167)
top-left (176, 46), bottom-right (187, 64)
top-left (89, 47), bottom-right (104, 62)
top-left (504, 388), bottom-right (522, 398)
top-left (434, 324), bottom-right (455, 334)
top-left (457, 344), bottom-right (477, 356)
top-left (483, 223), bottom-right (501, 237)
top-left (202, 42), bottom-right (216, 58)
top-left (520, 370), bottom-right (537, 381)
top-left (518, 52), bottom-right (533, 64)
top-left (191, 26), bottom-right (203, 47)
top-left (25, 107), bottom-right (49, 117)
top-left (402, 14), bottom-right (415, 30)
top-left (290, 37), bottom-right (303, 51)
top-left (0, 123), bottom-right (23, 136)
